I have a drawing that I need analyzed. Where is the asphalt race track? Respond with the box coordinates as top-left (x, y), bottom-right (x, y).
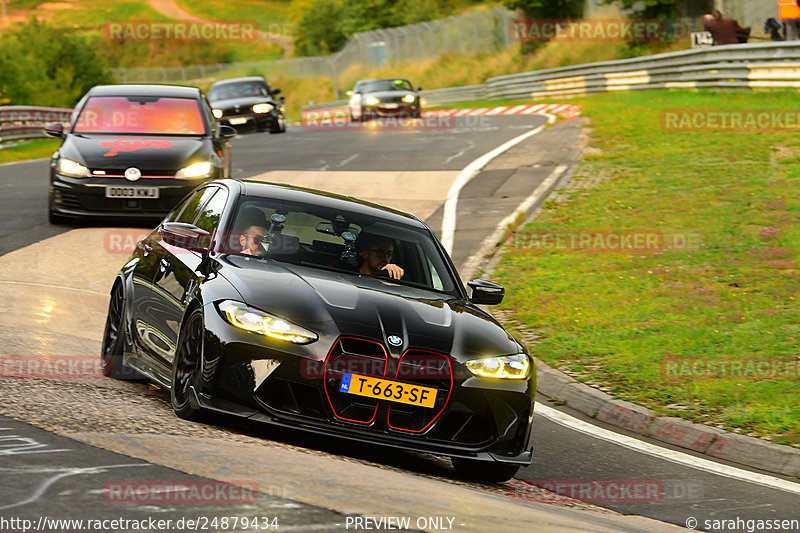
top-left (1, 114), bottom-right (799, 532)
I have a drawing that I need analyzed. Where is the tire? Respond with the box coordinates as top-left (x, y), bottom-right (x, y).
top-left (101, 282), bottom-right (138, 380)
top-left (451, 457), bottom-right (520, 483)
top-left (170, 308), bottom-right (206, 421)
top-left (269, 115), bottom-right (286, 134)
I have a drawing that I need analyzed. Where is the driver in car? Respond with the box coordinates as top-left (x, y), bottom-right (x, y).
top-left (236, 207), bottom-right (269, 257)
top-left (359, 235), bottom-right (404, 280)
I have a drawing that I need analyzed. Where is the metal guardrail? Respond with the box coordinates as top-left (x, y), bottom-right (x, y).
top-left (0, 106), bottom-right (72, 142)
top-left (301, 42), bottom-right (800, 114)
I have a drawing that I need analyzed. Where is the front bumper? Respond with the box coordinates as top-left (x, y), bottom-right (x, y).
top-left (49, 173), bottom-right (213, 219)
top-left (199, 308), bottom-right (536, 464)
top-left (220, 113), bottom-right (278, 132)
top-left (363, 103), bottom-right (420, 118)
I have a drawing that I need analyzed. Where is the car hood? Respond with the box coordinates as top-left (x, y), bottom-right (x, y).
top-left (217, 256), bottom-right (520, 360)
top-left (210, 96), bottom-right (275, 111)
top-left (60, 134), bottom-right (210, 170)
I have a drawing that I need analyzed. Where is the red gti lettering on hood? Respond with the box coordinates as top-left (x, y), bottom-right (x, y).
top-left (100, 138), bottom-right (176, 157)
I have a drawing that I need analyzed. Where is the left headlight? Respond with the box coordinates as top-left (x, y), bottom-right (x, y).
top-left (175, 161), bottom-right (213, 179)
top-left (218, 300), bottom-right (318, 344)
top-left (466, 354), bottom-right (530, 380)
top-left (212, 109), bottom-right (223, 119)
top-left (402, 94), bottom-right (416, 103)
top-left (253, 103), bottom-right (273, 114)
top-left (56, 157), bottom-right (90, 177)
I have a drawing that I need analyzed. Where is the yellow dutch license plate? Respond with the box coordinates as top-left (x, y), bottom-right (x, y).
top-left (340, 373), bottom-right (437, 408)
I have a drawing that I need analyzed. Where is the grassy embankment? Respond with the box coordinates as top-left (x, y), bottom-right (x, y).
top-left (492, 90), bottom-right (800, 447)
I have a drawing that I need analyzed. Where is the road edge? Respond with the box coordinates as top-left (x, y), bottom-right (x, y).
top-left (469, 119), bottom-right (800, 482)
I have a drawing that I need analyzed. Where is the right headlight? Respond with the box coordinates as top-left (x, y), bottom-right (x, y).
top-left (217, 300), bottom-right (318, 344)
top-left (466, 354), bottom-right (530, 380)
top-left (364, 95), bottom-right (380, 106)
top-left (56, 157), bottom-right (90, 177)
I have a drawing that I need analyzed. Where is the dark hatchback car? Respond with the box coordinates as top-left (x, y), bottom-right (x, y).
top-left (101, 180), bottom-right (536, 482)
top-left (45, 84), bottom-right (235, 224)
top-left (347, 78), bottom-right (422, 122)
top-left (208, 76), bottom-right (286, 134)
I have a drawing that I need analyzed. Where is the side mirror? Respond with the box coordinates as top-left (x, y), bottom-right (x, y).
top-left (160, 222), bottom-right (211, 253)
top-left (271, 88), bottom-right (281, 96)
top-left (467, 279), bottom-right (504, 305)
top-left (44, 122), bottom-right (65, 138)
top-left (346, 90), bottom-right (354, 96)
top-left (417, 86), bottom-right (423, 92)
top-left (218, 124), bottom-right (237, 139)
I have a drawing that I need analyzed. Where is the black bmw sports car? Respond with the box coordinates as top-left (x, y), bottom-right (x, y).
top-left (347, 78), bottom-right (422, 122)
top-left (208, 77), bottom-right (286, 134)
top-left (45, 84), bottom-right (236, 224)
top-left (102, 180), bottom-right (535, 482)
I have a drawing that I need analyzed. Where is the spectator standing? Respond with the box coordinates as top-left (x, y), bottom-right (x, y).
top-left (702, 10), bottom-right (740, 45)
top-left (779, 0), bottom-right (800, 40)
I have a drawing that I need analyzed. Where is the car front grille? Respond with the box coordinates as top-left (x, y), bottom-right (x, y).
top-left (322, 338), bottom-right (454, 434)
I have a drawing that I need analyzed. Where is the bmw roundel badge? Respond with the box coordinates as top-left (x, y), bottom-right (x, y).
top-left (387, 335), bottom-right (403, 347)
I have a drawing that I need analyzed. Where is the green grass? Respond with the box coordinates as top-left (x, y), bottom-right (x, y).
top-left (0, 139), bottom-right (60, 164)
top-left (492, 89), bottom-right (800, 447)
top-left (175, 0), bottom-right (292, 26)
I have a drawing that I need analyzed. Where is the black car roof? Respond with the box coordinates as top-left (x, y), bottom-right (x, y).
top-left (210, 77), bottom-right (268, 87)
top-left (232, 180), bottom-right (425, 228)
top-left (88, 85), bottom-right (202, 98)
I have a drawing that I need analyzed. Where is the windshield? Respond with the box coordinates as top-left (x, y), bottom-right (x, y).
top-left (208, 82), bottom-right (269, 101)
top-left (225, 196), bottom-right (460, 297)
top-left (73, 96), bottom-right (206, 135)
top-left (360, 79), bottom-right (413, 93)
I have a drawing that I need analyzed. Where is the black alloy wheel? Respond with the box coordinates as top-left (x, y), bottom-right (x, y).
top-left (170, 308), bottom-right (206, 421)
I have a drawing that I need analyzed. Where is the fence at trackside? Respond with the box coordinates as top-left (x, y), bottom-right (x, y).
top-left (0, 106), bottom-right (72, 142)
top-left (300, 41), bottom-right (800, 117)
top-left (112, 7), bottom-right (515, 99)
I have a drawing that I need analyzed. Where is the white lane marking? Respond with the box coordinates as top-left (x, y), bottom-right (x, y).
top-left (443, 140), bottom-right (476, 166)
top-left (0, 157), bottom-right (50, 167)
top-left (336, 153), bottom-right (359, 168)
top-left (0, 280), bottom-right (107, 296)
top-left (535, 403), bottom-right (800, 496)
top-left (440, 115), bottom-right (556, 254)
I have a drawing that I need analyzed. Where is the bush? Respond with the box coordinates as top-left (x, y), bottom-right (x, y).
top-left (0, 19), bottom-right (113, 107)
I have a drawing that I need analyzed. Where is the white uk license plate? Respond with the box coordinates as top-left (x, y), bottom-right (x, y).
top-left (229, 117), bottom-right (248, 125)
top-left (105, 186), bottom-right (159, 199)
top-left (382, 103), bottom-right (399, 109)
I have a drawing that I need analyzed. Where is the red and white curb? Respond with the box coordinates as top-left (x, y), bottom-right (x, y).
top-left (423, 103), bottom-right (580, 118)
top-left (295, 103), bottom-right (580, 125)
